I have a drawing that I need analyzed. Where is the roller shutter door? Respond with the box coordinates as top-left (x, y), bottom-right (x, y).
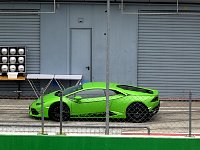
top-left (138, 12), bottom-right (200, 98)
top-left (0, 13), bottom-right (40, 98)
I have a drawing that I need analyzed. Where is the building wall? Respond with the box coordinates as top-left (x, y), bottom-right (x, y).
top-left (36, 3), bottom-right (200, 98)
top-left (0, 3), bottom-right (41, 98)
top-left (40, 4), bottom-right (138, 85)
top-left (1, 3), bottom-right (200, 97)
top-left (40, 4), bottom-right (68, 75)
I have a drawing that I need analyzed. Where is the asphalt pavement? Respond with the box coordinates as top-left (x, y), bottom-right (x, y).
top-left (0, 99), bottom-right (199, 136)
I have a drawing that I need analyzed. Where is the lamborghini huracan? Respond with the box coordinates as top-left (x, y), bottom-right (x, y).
top-left (29, 82), bottom-right (160, 122)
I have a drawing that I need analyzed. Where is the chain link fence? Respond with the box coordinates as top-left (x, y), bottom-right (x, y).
top-left (0, 84), bottom-right (199, 137)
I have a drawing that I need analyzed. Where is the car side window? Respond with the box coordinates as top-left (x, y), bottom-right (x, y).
top-left (108, 90), bottom-right (118, 96)
top-left (103, 90), bottom-right (120, 96)
top-left (75, 89), bottom-right (105, 99)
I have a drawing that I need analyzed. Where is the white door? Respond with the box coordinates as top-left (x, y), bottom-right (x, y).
top-left (70, 28), bottom-right (92, 82)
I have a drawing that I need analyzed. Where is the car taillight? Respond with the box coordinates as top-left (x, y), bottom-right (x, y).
top-left (151, 96), bottom-right (159, 102)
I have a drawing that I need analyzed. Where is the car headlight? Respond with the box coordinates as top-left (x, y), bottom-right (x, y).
top-left (36, 103), bottom-right (41, 106)
top-left (151, 96), bottom-right (159, 102)
top-left (36, 102), bottom-right (45, 105)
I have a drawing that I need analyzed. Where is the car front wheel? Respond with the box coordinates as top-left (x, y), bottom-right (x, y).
top-left (49, 102), bottom-right (70, 122)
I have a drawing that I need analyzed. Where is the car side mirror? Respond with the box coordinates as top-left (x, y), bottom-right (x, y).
top-left (74, 96), bottom-right (82, 102)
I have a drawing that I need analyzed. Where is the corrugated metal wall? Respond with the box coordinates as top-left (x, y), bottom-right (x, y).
top-left (138, 12), bottom-right (200, 98)
top-left (0, 13), bottom-right (40, 98)
top-left (0, 14), bottom-right (40, 73)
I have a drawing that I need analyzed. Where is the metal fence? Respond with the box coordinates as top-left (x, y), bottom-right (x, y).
top-left (0, 87), bottom-right (199, 137)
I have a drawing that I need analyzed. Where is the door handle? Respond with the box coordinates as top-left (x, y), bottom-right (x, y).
top-left (86, 66), bottom-right (90, 70)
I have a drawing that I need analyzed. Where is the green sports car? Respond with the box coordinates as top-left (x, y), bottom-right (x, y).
top-left (29, 82), bottom-right (160, 122)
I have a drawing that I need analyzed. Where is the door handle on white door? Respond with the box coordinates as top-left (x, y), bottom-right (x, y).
top-left (86, 66), bottom-right (90, 70)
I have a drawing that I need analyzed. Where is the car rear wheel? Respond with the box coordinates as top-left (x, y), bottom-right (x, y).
top-left (49, 102), bottom-right (70, 122)
top-left (126, 102), bottom-right (149, 123)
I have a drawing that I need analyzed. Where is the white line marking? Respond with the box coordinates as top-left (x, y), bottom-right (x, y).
top-left (161, 107), bottom-right (200, 109)
top-left (160, 110), bottom-right (199, 112)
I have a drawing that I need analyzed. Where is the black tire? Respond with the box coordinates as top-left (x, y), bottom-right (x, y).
top-left (126, 102), bottom-right (149, 123)
top-left (49, 102), bottom-right (70, 122)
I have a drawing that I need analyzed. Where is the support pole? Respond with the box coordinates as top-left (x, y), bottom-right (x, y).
top-left (105, 0), bottom-right (110, 135)
top-left (59, 90), bottom-right (63, 135)
top-left (41, 88), bottom-right (45, 134)
top-left (189, 90), bottom-right (192, 137)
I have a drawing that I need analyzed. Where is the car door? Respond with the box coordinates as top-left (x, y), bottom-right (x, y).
top-left (107, 90), bottom-right (126, 115)
top-left (70, 89), bottom-right (106, 117)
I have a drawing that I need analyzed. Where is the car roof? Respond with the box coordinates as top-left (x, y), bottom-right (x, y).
top-left (81, 82), bottom-right (155, 95)
top-left (82, 82), bottom-right (118, 89)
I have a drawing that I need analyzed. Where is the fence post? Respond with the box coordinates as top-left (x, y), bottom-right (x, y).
top-left (105, 0), bottom-right (111, 136)
top-left (189, 90), bottom-right (192, 137)
top-left (59, 90), bottom-right (63, 135)
top-left (41, 88), bottom-right (45, 134)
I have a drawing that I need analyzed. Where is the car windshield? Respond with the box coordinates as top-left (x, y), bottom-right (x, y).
top-left (63, 85), bottom-right (83, 95)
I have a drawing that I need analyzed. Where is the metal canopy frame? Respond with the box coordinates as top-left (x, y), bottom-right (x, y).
top-left (27, 74), bottom-right (54, 98)
top-left (27, 74), bottom-right (82, 98)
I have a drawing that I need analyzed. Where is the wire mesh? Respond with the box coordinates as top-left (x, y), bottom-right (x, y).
top-left (0, 85), bottom-right (200, 137)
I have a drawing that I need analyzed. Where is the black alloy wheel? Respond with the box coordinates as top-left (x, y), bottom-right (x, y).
top-left (49, 102), bottom-right (70, 122)
top-left (126, 102), bottom-right (149, 123)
